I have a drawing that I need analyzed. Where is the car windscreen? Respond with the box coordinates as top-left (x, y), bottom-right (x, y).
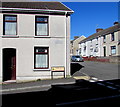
top-left (75, 56), bottom-right (81, 58)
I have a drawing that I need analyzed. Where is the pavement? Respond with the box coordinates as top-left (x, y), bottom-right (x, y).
top-left (0, 73), bottom-right (91, 95)
top-left (0, 78), bottom-right (75, 94)
top-left (0, 62), bottom-right (91, 94)
top-left (1, 61), bottom-right (119, 95)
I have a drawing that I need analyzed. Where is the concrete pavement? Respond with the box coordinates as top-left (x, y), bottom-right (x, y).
top-left (1, 61), bottom-right (119, 94)
top-left (1, 78), bottom-right (76, 94)
top-left (0, 62), bottom-right (90, 94)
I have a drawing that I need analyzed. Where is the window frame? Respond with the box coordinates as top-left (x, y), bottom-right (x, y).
top-left (111, 46), bottom-right (116, 55)
top-left (3, 15), bottom-right (17, 36)
top-left (111, 33), bottom-right (115, 41)
top-left (35, 16), bottom-right (49, 36)
top-left (34, 47), bottom-right (49, 69)
top-left (103, 35), bottom-right (106, 43)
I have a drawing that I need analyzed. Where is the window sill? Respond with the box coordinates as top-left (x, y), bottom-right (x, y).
top-left (33, 69), bottom-right (51, 71)
top-left (2, 35), bottom-right (19, 38)
top-left (34, 36), bottom-right (50, 38)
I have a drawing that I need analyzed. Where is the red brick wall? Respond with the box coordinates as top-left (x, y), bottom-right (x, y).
top-left (83, 57), bottom-right (109, 62)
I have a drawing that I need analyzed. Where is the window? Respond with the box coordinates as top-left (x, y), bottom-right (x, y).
top-left (94, 47), bottom-right (98, 52)
top-left (103, 35), bottom-right (106, 43)
top-left (96, 37), bottom-right (98, 45)
top-left (79, 48), bottom-right (81, 54)
top-left (111, 46), bottom-right (116, 55)
top-left (84, 46), bottom-right (86, 51)
top-left (35, 16), bottom-right (48, 36)
top-left (3, 15), bottom-right (17, 35)
top-left (34, 47), bottom-right (49, 69)
top-left (111, 33), bottom-right (115, 41)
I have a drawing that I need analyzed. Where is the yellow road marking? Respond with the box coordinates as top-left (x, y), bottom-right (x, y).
top-left (73, 76), bottom-right (90, 80)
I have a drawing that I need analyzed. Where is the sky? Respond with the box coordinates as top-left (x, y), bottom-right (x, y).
top-left (63, 2), bottom-right (118, 40)
top-left (34, 0), bottom-right (118, 40)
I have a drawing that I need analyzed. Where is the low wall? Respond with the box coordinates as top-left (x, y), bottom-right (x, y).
top-left (83, 56), bottom-right (120, 63)
top-left (109, 56), bottom-right (120, 63)
top-left (83, 57), bottom-right (109, 62)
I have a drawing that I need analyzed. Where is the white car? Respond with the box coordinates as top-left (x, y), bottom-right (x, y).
top-left (71, 55), bottom-right (84, 62)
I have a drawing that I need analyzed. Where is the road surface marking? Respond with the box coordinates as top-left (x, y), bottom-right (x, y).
top-left (73, 76), bottom-right (90, 80)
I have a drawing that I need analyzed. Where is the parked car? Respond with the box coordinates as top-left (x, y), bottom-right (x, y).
top-left (71, 55), bottom-right (84, 62)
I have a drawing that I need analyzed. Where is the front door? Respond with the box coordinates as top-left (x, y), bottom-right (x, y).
top-left (3, 48), bottom-right (16, 81)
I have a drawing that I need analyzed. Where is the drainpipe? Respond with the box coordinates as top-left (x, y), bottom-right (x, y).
top-left (65, 11), bottom-right (67, 78)
top-left (65, 12), bottom-right (71, 77)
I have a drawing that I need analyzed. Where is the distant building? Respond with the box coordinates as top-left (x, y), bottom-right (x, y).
top-left (79, 22), bottom-right (120, 58)
top-left (0, 1), bottom-right (73, 82)
top-left (70, 36), bottom-right (86, 56)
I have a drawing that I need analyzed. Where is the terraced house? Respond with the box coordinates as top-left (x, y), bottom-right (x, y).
top-left (0, 1), bottom-right (73, 83)
top-left (79, 22), bottom-right (120, 62)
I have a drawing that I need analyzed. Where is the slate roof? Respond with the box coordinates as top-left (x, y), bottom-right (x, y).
top-left (1, 2), bottom-right (72, 11)
top-left (79, 23), bottom-right (120, 44)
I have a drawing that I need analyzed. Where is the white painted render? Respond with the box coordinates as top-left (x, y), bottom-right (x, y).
top-left (0, 14), bottom-right (2, 82)
top-left (79, 30), bottom-right (120, 57)
top-left (0, 12), bottom-right (71, 82)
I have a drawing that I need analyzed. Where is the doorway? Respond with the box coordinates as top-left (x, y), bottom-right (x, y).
top-left (3, 48), bottom-right (16, 81)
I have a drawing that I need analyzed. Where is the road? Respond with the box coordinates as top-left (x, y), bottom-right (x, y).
top-left (73, 61), bottom-right (120, 81)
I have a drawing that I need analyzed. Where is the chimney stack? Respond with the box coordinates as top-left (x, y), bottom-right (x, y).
top-left (114, 22), bottom-right (119, 25)
top-left (74, 36), bottom-right (79, 40)
top-left (96, 28), bottom-right (103, 33)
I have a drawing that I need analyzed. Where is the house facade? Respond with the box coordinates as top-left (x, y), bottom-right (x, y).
top-left (70, 36), bottom-right (86, 56)
top-left (0, 2), bottom-right (73, 82)
top-left (79, 22), bottom-right (120, 58)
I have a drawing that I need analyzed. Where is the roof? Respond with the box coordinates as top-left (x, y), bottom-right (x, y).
top-left (71, 35), bottom-right (86, 43)
top-left (79, 23), bottom-right (120, 44)
top-left (1, 2), bottom-right (72, 12)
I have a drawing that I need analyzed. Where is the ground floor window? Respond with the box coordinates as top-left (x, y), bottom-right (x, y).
top-left (111, 46), bottom-right (116, 55)
top-left (34, 47), bottom-right (49, 69)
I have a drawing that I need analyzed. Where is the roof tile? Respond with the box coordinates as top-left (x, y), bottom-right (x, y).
top-left (1, 2), bottom-right (72, 11)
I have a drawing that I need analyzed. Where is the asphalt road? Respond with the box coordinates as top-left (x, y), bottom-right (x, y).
top-left (73, 61), bottom-right (120, 81)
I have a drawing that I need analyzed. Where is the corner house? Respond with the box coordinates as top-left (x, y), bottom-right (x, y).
top-left (0, 1), bottom-right (73, 82)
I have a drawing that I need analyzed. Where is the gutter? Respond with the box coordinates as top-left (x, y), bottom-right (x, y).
top-left (0, 7), bottom-right (74, 14)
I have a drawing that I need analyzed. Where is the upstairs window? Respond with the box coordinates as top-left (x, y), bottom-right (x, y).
top-left (35, 16), bottom-right (48, 36)
top-left (3, 15), bottom-right (17, 35)
top-left (103, 35), bottom-right (106, 43)
top-left (111, 33), bottom-right (115, 41)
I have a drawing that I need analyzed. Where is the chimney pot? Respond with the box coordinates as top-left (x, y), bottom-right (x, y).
top-left (74, 36), bottom-right (79, 40)
top-left (96, 28), bottom-right (103, 32)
